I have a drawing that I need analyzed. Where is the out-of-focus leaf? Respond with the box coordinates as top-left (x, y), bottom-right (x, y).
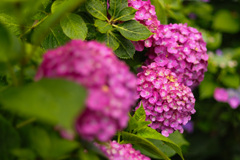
top-left (150, 0), bottom-right (168, 24)
top-left (32, 0), bottom-right (85, 45)
top-left (220, 74), bottom-right (239, 88)
top-left (212, 10), bottom-right (239, 33)
top-left (0, 13), bottom-right (21, 35)
top-left (0, 78), bottom-right (86, 129)
top-left (0, 115), bottom-right (20, 160)
top-left (199, 73), bottom-right (218, 99)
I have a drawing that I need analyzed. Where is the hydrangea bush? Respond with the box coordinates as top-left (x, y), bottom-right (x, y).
top-left (2, 0), bottom-right (240, 159)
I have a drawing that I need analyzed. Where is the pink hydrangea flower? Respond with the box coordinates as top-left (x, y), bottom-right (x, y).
top-left (98, 140), bottom-right (150, 160)
top-left (137, 62), bottom-right (196, 137)
top-left (35, 40), bottom-right (137, 141)
top-left (146, 23), bottom-right (208, 88)
top-left (128, 0), bottom-right (160, 51)
top-left (214, 88), bottom-right (228, 102)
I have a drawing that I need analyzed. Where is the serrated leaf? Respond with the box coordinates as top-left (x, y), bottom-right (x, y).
top-left (109, 0), bottom-right (129, 19)
top-left (137, 127), bottom-right (185, 160)
top-left (121, 131), bottom-right (170, 160)
top-left (150, 0), bottom-right (168, 24)
top-left (86, 0), bottom-right (108, 20)
top-left (112, 34), bottom-right (135, 59)
top-left (0, 78), bottom-right (86, 129)
top-left (96, 31), bottom-right (119, 50)
top-left (114, 20), bottom-right (153, 41)
top-left (94, 19), bottom-right (112, 33)
top-left (133, 104), bottom-right (146, 122)
top-left (114, 7), bottom-right (137, 21)
top-left (41, 25), bottom-right (70, 49)
top-left (0, 115), bottom-right (20, 160)
top-left (60, 13), bottom-right (88, 40)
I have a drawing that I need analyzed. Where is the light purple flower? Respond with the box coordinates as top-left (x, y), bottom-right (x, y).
top-left (214, 88), bottom-right (228, 102)
top-left (146, 23), bottom-right (208, 88)
top-left (228, 97), bottom-right (240, 109)
top-left (137, 62), bottom-right (196, 137)
top-left (98, 140), bottom-right (151, 160)
top-left (35, 40), bottom-right (137, 141)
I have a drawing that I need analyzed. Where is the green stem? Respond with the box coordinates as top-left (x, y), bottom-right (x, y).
top-left (16, 117), bottom-right (36, 128)
top-left (19, 15), bottom-right (49, 39)
top-left (117, 131), bottom-right (121, 143)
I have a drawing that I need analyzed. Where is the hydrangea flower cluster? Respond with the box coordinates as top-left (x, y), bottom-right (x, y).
top-left (214, 87), bottom-right (240, 109)
top-left (137, 62), bottom-right (196, 137)
top-left (98, 140), bottom-right (150, 160)
top-left (146, 23), bottom-right (208, 88)
top-left (128, 0), bottom-right (160, 51)
top-left (35, 40), bottom-right (137, 141)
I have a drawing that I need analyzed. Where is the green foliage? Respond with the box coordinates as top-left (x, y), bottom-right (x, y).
top-left (0, 115), bottom-right (20, 160)
top-left (60, 13), bottom-right (88, 40)
top-left (0, 79), bottom-right (86, 129)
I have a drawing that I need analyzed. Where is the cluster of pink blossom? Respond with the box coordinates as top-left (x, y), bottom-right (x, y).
top-left (98, 140), bottom-right (150, 160)
top-left (214, 87), bottom-right (240, 109)
top-left (35, 40), bottom-right (137, 141)
top-left (137, 62), bottom-right (196, 137)
top-left (128, 0), bottom-right (160, 51)
top-left (146, 23), bottom-right (208, 88)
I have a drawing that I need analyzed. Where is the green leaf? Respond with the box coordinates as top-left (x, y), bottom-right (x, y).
top-left (94, 19), bottom-right (113, 33)
top-left (41, 25), bottom-right (70, 49)
top-left (121, 131), bottom-right (170, 160)
top-left (0, 13), bottom-right (21, 35)
top-left (112, 34), bottom-right (135, 59)
top-left (0, 115), bottom-right (20, 160)
top-left (133, 104), bottom-right (146, 122)
top-left (212, 10), bottom-right (239, 33)
top-left (51, 0), bottom-right (64, 13)
top-left (199, 73), bottom-right (218, 99)
top-left (60, 13), bottom-right (88, 40)
top-left (85, 0), bottom-right (108, 20)
top-left (150, 0), bottom-right (168, 24)
top-left (96, 31), bottom-right (119, 50)
top-left (168, 131), bottom-right (189, 147)
top-left (11, 148), bottom-right (36, 160)
top-left (114, 7), bottom-right (137, 21)
top-left (0, 22), bottom-right (22, 64)
top-left (137, 127), bottom-right (185, 160)
top-left (114, 20), bottom-right (153, 41)
top-left (0, 78), bottom-right (86, 129)
top-left (29, 127), bottom-right (51, 158)
top-left (109, 0), bottom-right (128, 19)
top-left (220, 74), bottom-right (240, 88)
top-left (31, 0), bottom-right (85, 45)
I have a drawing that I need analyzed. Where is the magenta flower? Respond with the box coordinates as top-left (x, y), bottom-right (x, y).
top-left (146, 23), bottom-right (208, 88)
top-left (137, 62), bottom-right (196, 137)
top-left (214, 88), bottom-right (228, 102)
top-left (98, 140), bottom-right (150, 160)
top-left (128, 0), bottom-right (160, 51)
top-left (35, 40), bottom-right (137, 141)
